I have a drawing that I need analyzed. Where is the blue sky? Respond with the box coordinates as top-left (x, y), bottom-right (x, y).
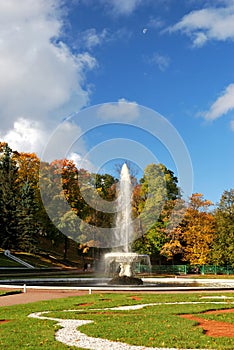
top-left (0, 0), bottom-right (233, 205)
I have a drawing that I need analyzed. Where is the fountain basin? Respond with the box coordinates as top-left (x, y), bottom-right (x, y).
top-left (1, 277), bottom-right (234, 290)
top-left (105, 252), bottom-right (150, 263)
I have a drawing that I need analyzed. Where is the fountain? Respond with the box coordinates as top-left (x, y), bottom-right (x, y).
top-left (105, 163), bottom-right (151, 285)
top-left (2, 167), bottom-right (234, 290)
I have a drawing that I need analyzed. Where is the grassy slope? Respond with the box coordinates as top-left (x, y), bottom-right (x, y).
top-left (0, 234), bottom-right (90, 269)
top-left (0, 254), bottom-right (22, 267)
top-left (0, 251), bottom-right (76, 269)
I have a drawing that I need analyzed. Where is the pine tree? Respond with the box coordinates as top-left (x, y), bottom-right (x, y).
top-left (0, 144), bottom-right (19, 249)
top-left (17, 182), bottom-right (39, 252)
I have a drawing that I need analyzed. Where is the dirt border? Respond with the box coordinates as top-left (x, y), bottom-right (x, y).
top-left (181, 308), bottom-right (234, 337)
top-left (0, 288), bottom-right (88, 306)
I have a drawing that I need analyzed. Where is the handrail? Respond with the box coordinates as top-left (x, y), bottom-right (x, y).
top-left (4, 250), bottom-right (35, 269)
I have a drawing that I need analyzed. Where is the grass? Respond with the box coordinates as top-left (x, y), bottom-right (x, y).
top-left (0, 251), bottom-right (70, 269)
top-left (0, 251), bottom-right (52, 268)
top-left (0, 290), bottom-right (22, 297)
top-left (0, 269), bottom-right (93, 280)
top-left (0, 246), bottom-right (85, 269)
top-left (1, 293), bottom-right (234, 349)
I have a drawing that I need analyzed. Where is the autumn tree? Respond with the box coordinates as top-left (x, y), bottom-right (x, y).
top-left (160, 198), bottom-right (185, 263)
top-left (74, 172), bottom-right (117, 253)
top-left (61, 160), bottom-right (86, 215)
top-left (39, 159), bottom-right (117, 255)
top-left (13, 152), bottom-right (40, 188)
top-left (39, 159), bottom-right (78, 257)
top-left (86, 173), bottom-right (116, 229)
top-left (180, 193), bottom-right (215, 265)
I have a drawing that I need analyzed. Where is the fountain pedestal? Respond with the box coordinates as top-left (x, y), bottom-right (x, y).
top-left (104, 252), bottom-right (151, 285)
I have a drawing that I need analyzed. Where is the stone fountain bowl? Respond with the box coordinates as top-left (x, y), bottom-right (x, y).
top-left (104, 252), bottom-right (150, 264)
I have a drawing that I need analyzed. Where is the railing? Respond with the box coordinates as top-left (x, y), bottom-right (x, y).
top-left (134, 263), bottom-right (152, 274)
top-left (200, 265), bottom-right (234, 275)
top-left (4, 250), bottom-right (35, 269)
top-left (151, 265), bottom-right (187, 275)
top-left (150, 264), bottom-right (234, 275)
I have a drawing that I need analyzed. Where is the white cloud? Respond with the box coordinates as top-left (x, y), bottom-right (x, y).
top-left (77, 27), bottom-right (132, 51)
top-left (80, 28), bottom-right (109, 50)
top-left (101, 0), bottom-right (143, 15)
top-left (193, 32), bottom-right (208, 47)
top-left (147, 17), bottom-right (164, 30)
top-left (0, 118), bottom-right (88, 161)
top-left (68, 152), bottom-right (97, 173)
top-left (97, 98), bottom-right (140, 121)
top-left (40, 120), bottom-right (87, 162)
top-left (1, 118), bottom-right (46, 154)
top-left (167, 5), bottom-right (234, 47)
top-left (0, 0), bottom-right (97, 156)
top-left (146, 53), bottom-right (170, 71)
top-left (201, 84), bottom-right (234, 122)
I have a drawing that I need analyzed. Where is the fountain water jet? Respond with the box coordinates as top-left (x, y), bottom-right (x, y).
top-left (105, 163), bottom-right (151, 285)
top-left (113, 163), bottom-right (133, 252)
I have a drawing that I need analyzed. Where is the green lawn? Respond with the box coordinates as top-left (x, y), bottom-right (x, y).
top-left (0, 290), bottom-right (22, 297)
top-left (1, 292), bottom-right (234, 349)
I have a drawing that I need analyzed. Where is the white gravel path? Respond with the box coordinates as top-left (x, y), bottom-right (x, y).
top-left (28, 301), bottom-right (231, 350)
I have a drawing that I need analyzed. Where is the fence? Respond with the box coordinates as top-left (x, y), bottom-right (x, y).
top-left (150, 264), bottom-right (234, 275)
top-left (200, 265), bottom-right (234, 275)
top-left (151, 265), bottom-right (187, 275)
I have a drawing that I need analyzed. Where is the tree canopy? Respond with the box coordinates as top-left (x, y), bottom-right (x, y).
top-left (0, 141), bottom-right (233, 268)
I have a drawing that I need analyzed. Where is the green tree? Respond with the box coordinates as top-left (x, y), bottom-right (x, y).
top-left (211, 189), bottom-right (234, 266)
top-left (158, 164), bottom-right (180, 200)
top-left (133, 163), bottom-right (180, 261)
top-left (95, 173), bottom-right (116, 200)
top-left (139, 163), bottom-right (167, 230)
top-left (0, 143), bottom-right (19, 249)
top-left (17, 182), bottom-right (40, 252)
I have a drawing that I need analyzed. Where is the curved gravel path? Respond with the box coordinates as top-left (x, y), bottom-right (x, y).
top-left (28, 302), bottom-right (226, 350)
